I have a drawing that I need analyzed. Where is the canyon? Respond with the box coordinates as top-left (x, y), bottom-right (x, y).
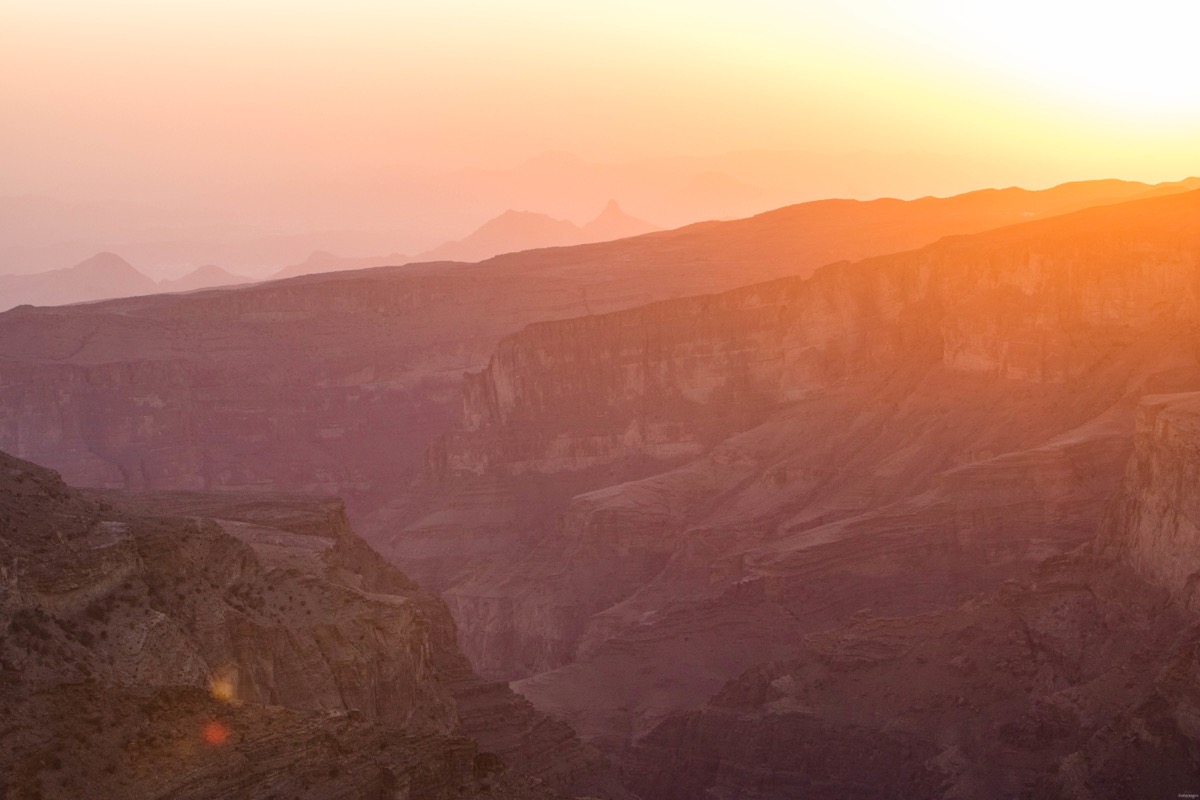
top-left (4, 179), bottom-right (1200, 797)
top-left (0, 178), bottom-right (1193, 513)
top-left (378, 189), bottom-right (1200, 757)
top-left (624, 391), bottom-right (1200, 799)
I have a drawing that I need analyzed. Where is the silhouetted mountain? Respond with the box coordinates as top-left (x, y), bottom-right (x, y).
top-left (157, 264), bottom-right (253, 293)
top-left (417, 201), bottom-right (659, 263)
top-left (271, 249), bottom-right (408, 280)
top-left (0, 252), bottom-right (157, 310)
top-left (579, 199), bottom-right (658, 242)
top-left (420, 211), bottom-right (580, 263)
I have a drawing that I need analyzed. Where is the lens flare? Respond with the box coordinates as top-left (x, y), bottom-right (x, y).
top-left (201, 720), bottom-right (230, 746)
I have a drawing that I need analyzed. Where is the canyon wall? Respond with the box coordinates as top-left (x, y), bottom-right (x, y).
top-left (0, 180), bottom-right (1187, 521)
top-left (0, 450), bottom-right (619, 798)
top-left (442, 191), bottom-right (1200, 476)
top-left (1099, 392), bottom-right (1200, 603)
top-left (375, 191), bottom-right (1200, 753)
top-left (624, 392), bottom-right (1200, 799)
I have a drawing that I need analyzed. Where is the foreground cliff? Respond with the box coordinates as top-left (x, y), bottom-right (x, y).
top-left (625, 392), bottom-right (1200, 799)
top-left (0, 450), bottom-right (619, 799)
top-left (379, 189), bottom-right (1200, 754)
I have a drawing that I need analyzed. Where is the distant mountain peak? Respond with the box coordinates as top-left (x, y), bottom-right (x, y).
top-left (70, 251), bottom-right (139, 274)
top-left (157, 263), bottom-right (251, 293)
top-left (581, 199), bottom-right (658, 241)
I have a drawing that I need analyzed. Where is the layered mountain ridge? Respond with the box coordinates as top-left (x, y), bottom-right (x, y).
top-left (5, 179), bottom-right (1200, 797)
top-left (415, 200), bottom-right (658, 264)
top-left (0, 252), bottom-right (253, 312)
top-left (378, 189), bottom-right (1200, 754)
top-left (1, 179), bottom-right (1190, 521)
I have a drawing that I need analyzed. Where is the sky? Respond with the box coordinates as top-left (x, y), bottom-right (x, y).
top-left (2, 0), bottom-right (1199, 271)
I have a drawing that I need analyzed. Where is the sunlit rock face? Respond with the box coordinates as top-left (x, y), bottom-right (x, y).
top-left (0, 450), bottom-right (620, 799)
top-left (378, 190), bottom-right (1200, 752)
top-left (443, 192), bottom-right (1200, 477)
top-left (625, 393), bottom-right (1200, 800)
top-left (0, 180), bottom-right (1184, 516)
top-left (3, 182), bottom-right (1199, 798)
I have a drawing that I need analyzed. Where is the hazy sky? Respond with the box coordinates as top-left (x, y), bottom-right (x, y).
top-left (3, 0), bottom-right (1199, 273)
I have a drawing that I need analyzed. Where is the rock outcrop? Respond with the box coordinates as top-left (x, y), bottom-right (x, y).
top-left (623, 393), bottom-right (1200, 799)
top-left (0, 450), bottom-right (618, 798)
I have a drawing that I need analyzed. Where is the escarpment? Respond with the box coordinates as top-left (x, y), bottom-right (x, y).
top-left (0, 180), bottom-right (1191, 520)
top-left (442, 190), bottom-right (1200, 476)
top-left (625, 392), bottom-right (1200, 799)
top-left (0, 450), bottom-right (619, 799)
top-left (380, 190), bottom-right (1200, 750)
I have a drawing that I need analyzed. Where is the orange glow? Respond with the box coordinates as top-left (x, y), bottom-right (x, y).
top-left (201, 720), bottom-right (230, 746)
top-left (1, 2), bottom-right (1196, 272)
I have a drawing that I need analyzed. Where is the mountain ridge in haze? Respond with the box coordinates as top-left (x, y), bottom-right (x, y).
top-left (417, 200), bottom-right (658, 263)
top-left (270, 249), bottom-right (408, 280)
top-left (0, 252), bottom-right (256, 311)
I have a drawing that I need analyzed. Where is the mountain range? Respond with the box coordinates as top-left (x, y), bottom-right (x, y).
top-left (4, 176), bottom-right (1200, 797)
top-left (416, 201), bottom-right (658, 263)
top-left (0, 252), bottom-right (252, 312)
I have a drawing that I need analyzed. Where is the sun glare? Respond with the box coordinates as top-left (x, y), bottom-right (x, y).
top-left (926, 1), bottom-right (1200, 117)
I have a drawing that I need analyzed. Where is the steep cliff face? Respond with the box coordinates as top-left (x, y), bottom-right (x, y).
top-left (1098, 392), bottom-right (1200, 603)
top-left (1, 181), bottom-right (1190, 518)
top-left (378, 191), bottom-right (1200, 752)
top-left (623, 393), bottom-right (1200, 799)
top-left (0, 450), bottom-right (617, 799)
top-left (443, 192), bottom-right (1200, 475)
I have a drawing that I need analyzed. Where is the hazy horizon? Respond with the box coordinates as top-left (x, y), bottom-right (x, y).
top-left (4, 1), bottom-right (1198, 278)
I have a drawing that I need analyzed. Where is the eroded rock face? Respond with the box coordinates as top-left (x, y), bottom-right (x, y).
top-left (1098, 392), bottom-right (1200, 603)
top-left (0, 181), bottom-right (1188, 516)
top-left (442, 192), bottom-right (1200, 477)
top-left (381, 190), bottom-right (1200, 725)
top-left (624, 394), bottom-right (1200, 799)
top-left (0, 450), bottom-right (616, 799)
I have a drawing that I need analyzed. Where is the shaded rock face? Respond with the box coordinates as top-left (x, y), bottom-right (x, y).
top-left (624, 394), bottom-right (1200, 800)
top-left (0, 451), bottom-right (616, 799)
top-left (1099, 392), bottom-right (1200, 603)
top-left (377, 191), bottom-right (1200, 752)
top-left (0, 684), bottom-right (560, 800)
top-left (0, 180), bottom-right (1188, 519)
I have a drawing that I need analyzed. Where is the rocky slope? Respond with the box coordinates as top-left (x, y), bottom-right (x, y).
top-left (0, 449), bottom-right (618, 798)
top-left (624, 392), bottom-right (1200, 799)
top-left (377, 189), bottom-right (1200, 754)
top-left (0, 179), bottom-right (1190, 525)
